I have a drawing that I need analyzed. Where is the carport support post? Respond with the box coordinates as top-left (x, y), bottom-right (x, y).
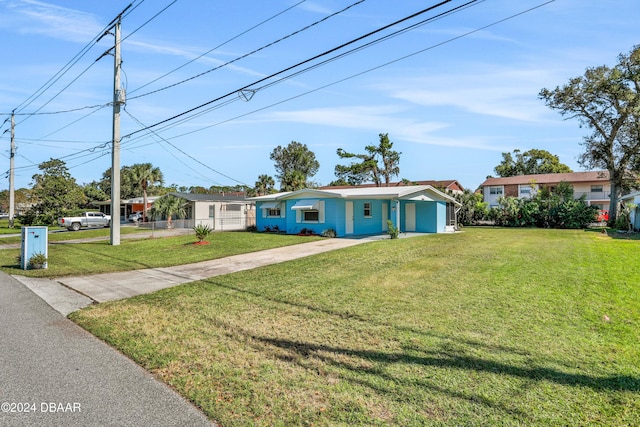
top-left (395, 199), bottom-right (401, 232)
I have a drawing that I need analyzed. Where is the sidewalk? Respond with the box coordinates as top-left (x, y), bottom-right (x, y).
top-left (13, 236), bottom-right (378, 316)
top-left (0, 272), bottom-right (214, 427)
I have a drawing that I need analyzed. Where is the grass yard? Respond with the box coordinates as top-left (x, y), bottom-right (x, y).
top-left (0, 231), bottom-right (321, 277)
top-left (70, 228), bottom-right (639, 426)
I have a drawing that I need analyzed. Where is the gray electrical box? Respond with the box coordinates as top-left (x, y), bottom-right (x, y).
top-left (20, 226), bottom-right (48, 270)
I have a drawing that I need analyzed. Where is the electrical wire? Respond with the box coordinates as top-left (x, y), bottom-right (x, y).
top-left (5, 0), bottom-right (556, 182)
top-left (123, 0), bottom-right (456, 138)
top-left (129, 0), bottom-right (307, 96)
top-left (128, 0), bottom-right (365, 101)
top-left (123, 107), bottom-right (247, 185)
top-left (12, 2), bottom-right (139, 120)
top-left (123, 0), bottom-right (556, 146)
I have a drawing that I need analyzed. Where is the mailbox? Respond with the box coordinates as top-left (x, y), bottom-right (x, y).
top-left (21, 226), bottom-right (48, 270)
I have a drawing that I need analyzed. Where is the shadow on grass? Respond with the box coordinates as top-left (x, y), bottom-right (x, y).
top-left (584, 228), bottom-right (640, 240)
top-left (63, 242), bottom-right (155, 268)
top-left (252, 335), bottom-right (640, 393)
top-left (198, 277), bottom-right (640, 402)
top-left (200, 278), bottom-right (532, 357)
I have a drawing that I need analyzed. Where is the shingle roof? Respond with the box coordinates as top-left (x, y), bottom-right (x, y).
top-left (320, 179), bottom-right (464, 191)
top-left (479, 171), bottom-right (609, 186)
top-left (172, 192), bottom-right (250, 202)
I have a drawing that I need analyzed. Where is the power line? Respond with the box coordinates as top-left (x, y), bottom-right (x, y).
top-left (11, 1), bottom-right (171, 132)
top-left (0, 103), bottom-right (108, 117)
top-left (123, 0), bottom-right (457, 139)
top-left (129, 0), bottom-right (307, 96)
top-left (119, 0), bottom-right (477, 144)
top-left (125, 0), bottom-right (556, 145)
top-left (123, 107), bottom-right (248, 185)
top-left (12, 2), bottom-right (138, 120)
top-left (5, 1), bottom-right (556, 182)
top-left (128, 0), bottom-right (364, 101)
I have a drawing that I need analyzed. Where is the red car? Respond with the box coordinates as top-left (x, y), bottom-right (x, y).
top-left (597, 210), bottom-right (609, 222)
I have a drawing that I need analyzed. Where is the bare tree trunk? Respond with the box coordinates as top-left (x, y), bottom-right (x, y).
top-left (608, 175), bottom-right (619, 227)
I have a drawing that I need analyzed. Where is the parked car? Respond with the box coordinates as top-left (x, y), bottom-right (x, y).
top-left (128, 211), bottom-right (143, 222)
top-left (57, 212), bottom-right (111, 231)
top-left (597, 210), bottom-right (609, 222)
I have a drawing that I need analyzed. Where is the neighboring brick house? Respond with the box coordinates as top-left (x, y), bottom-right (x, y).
top-left (479, 171), bottom-right (611, 212)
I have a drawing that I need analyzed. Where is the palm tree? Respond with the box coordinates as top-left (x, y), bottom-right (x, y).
top-left (254, 174), bottom-right (275, 195)
top-left (131, 163), bottom-right (163, 222)
top-left (150, 195), bottom-right (186, 229)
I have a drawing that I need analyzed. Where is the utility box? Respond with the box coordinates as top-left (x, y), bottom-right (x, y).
top-left (21, 226), bottom-right (48, 270)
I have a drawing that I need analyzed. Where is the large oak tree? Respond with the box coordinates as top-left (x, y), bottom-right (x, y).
top-left (539, 45), bottom-right (640, 224)
top-left (494, 149), bottom-right (572, 177)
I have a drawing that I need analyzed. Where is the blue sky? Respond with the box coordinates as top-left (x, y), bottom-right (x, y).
top-left (0, 0), bottom-right (638, 192)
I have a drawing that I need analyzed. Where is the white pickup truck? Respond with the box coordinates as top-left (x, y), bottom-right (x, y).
top-left (57, 212), bottom-right (111, 231)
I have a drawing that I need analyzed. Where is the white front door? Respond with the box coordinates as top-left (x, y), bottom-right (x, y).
top-left (405, 203), bottom-right (416, 232)
top-left (345, 201), bottom-right (354, 234)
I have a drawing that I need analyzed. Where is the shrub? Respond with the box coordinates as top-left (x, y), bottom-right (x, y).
top-left (321, 228), bottom-right (337, 238)
top-left (246, 225), bottom-right (257, 232)
top-left (28, 252), bottom-right (47, 269)
top-left (193, 224), bottom-right (212, 242)
top-left (386, 220), bottom-right (399, 239)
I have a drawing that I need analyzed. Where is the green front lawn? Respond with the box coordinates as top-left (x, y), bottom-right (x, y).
top-left (0, 232), bottom-right (321, 277)
top-left (70, 228), bottom-right (640, 426)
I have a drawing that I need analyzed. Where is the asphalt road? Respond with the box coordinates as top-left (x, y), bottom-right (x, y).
top-left (0, 272), bottom-right (214, 427)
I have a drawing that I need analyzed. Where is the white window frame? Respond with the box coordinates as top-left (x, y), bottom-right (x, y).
top-left (267, 208), bottom-right (281, 217)
top-left (363, 202), bottom-right (372, 218)
top-left (295, 200), bottom-right (325, 224)
top-left (303, 210), bottom-right (319, 222)
top-left (489, 186), bottom-right (503, 195)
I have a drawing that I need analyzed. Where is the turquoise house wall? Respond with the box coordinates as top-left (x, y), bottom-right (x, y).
top-left (351, 199), bottom-right (386, 235)
top-left (398, 200), bottom-right (445, 233)
top-left (257, 197), bottom-right (448, 236)
top-left (255, 202), bottom-right (287, 232)
top-left (435, 201), bottom-right (446, 232)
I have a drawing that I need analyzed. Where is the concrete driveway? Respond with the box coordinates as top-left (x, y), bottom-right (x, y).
top-left (13, 236), bottom-right (378, 316)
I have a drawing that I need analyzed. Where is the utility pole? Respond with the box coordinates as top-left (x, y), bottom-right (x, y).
top-left (9, 112), bottom-right (15, 228)
top-left (98, 6), bottom-right (129, 245)
top-left (109, 17), bottom-right (122, 246)
top-left (96, 4), bottom-right (130, 245)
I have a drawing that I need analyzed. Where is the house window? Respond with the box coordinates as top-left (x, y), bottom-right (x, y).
top-left (209, 205), bottom-right (215, 219)
top-left (267, 208), bottom-right (281, 217)
top-left (591, 185), bottom-right (603, 193)
top-left (303, 210), bottom-right (319, 222)
top-left (519, 185), bottom-right (536, 199)
top-left (363, 202), bottom-right (372, 218)
top-left (489, 186), bottom-right (503, 195)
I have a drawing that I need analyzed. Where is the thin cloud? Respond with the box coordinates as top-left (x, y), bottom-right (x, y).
top-left (374, 65), bottom-right (559, 122)
top-left (1, 0), bottom-right (102, 42)
top-left (298, 2), bottom-right (333, 15)
top-left (257, 105), bottom-right (504, 151)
